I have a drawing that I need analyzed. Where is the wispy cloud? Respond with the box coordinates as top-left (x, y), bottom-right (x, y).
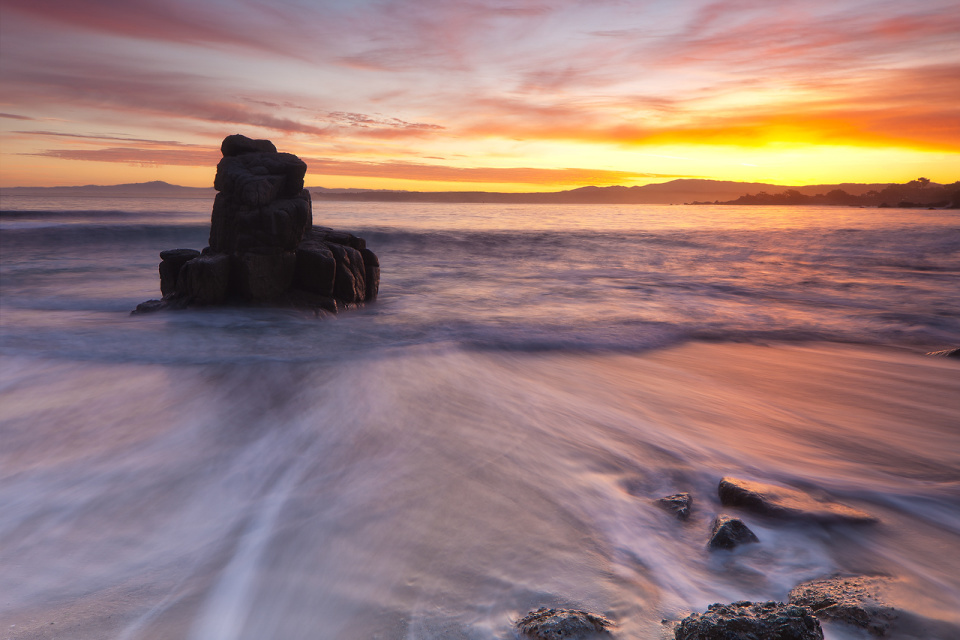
top-left (29, 147), bottom-right (219, 166)
top-left (1, 0), bottom-right (957, 186)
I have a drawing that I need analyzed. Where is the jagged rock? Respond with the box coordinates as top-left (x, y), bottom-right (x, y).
top-left (158, 248), bottom-right (201, 296)
top-left (708, 515), bottom-right (759, 550)
top-left (657, 493), bottom-right (692, 519)
top-left (675, 601), bottom-right (823, 640)
top-left (926, 347), bottom-right (960, 358)
top-left (516, 607), bottom-right (612, 639)
top-left (221, 134), bottom-right (277, 156)
top-left (177, 254), bottom-right (231, 305)
top-left (209, 190), bottom-right (312, 252)
top-left (295, 239), bottom-right (337, 296)
top-left (214, 152), bottom-right (307, 206)
top-left (231, 249), bottom-right (296, 301)
top-left (326, 241), bottom-right (367, 302)
top-left (718, 478), bottom-right (876, 524)
top-left (789, 576), bottom-right (898, 636)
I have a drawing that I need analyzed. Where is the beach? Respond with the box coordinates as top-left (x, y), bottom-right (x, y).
top-left (1, 199), bottom-right (958, 639)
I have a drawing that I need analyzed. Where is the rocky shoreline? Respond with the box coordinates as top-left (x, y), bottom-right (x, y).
top-left (515, 477), bottom-right (910, 640)
top-left (135, 135), bottom-right (378, 314)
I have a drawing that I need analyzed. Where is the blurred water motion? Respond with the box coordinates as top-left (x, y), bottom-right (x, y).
top-left (1, 201), bottom-right (958, 638)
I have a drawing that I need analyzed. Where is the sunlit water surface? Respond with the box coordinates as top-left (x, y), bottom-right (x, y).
top-left (1, 197), bottom-right (958, 639)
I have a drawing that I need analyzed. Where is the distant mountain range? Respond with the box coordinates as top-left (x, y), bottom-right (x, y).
top-left (2, 178), bottom-right (954, 206)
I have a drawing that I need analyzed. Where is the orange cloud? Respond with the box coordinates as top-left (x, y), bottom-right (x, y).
top-left (303, 158), bottom-right (691, 185)
top-left (457, 62), bottom-right (960, 152)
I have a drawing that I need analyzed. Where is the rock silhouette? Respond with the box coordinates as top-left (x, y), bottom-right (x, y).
top-left (135, 135), bottom-right (378, 313)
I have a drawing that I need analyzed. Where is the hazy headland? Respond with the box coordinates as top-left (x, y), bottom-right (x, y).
top-left (4, 177), bottom-right (958, 208)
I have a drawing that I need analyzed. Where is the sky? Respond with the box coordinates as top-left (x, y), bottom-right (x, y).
top-left (1, 0), bottom-right (958, 191)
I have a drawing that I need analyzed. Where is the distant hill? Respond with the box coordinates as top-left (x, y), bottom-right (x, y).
top-left (4, 178), bottom-right (953, 206)
top-left (306, 179), bottom-right (899, 204)
top-left (1, 181), bottom-right (216, 198)
top-left (707, 179), bottom-right (960, 208)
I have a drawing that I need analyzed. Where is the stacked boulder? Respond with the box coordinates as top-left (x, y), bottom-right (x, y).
top-left (136, 135), bottom-right (378, 313)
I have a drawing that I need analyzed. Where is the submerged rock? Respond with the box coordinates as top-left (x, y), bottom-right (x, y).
top-left (789, 576), bottom-right (898, 636)
top-left (516, 607), bottom-right (613, 639)
top-left (674, 601), bottom-right (823, 640)
top-left (657, 492), bottom-right (692, 519)
top-left (708, 515), bottom-right (759, 550)
top-left (134, 299), bottom-right (163, 314)
top-left (135, 134), bottom-right (378, 313)
top-left (718, 477), bottom-right (876, 524)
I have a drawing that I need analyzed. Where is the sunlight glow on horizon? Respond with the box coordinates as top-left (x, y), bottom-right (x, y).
top-left (1, 0), bottom-right (958, 189)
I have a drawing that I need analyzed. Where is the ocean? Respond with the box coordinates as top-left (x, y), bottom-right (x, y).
top-left (1, 196), bottom-right (958, 639)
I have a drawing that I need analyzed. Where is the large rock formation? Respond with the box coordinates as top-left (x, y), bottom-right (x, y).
top-left (135, 135), bottom-right (378, 313)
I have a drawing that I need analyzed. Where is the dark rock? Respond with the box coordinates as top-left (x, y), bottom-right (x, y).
top-left (675, 601), bottom-right (823, 640)
top-left (320, 228), bottom-right (367, 251)
top-left (214, 152), bottom-right (307, 206)
top-left (789, 576), bottom-right (898, 636)
top-left (718, 477), bottom-right (876, 524)
top-left (159, 248), bottom-right (202, 262)
top-left (657, 492), bottom-right (692, 519)
top-left (325, 241), bottom-right (366, 302)
top-left (361, 248), bottom-right (380, 300)
top-left (209, 190), bottom-right (312, 252)
top-left (295, 239), bottom-right (337, 296)
top-left (177, 254), bottom-right (231, 305)
top-left (136, 136), bottom-right (377, 313)
top-left (158, 248), bottom-right (201, 296)
top-left (926, 347), bottom-right (960, 358)
top-left (221, 134), bottom-right (277, 157)
top-left (708, 515), bottom-right (759, 550)
top-left (516, 607), bottom-right (612, 639)
top-left (277, 289), bottom-right (340, 314)
top-left (231, 249), bottom-right (296, 301)
top-left (133, 299), bottom-right (163, 314)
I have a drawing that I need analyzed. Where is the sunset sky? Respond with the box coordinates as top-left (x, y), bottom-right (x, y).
top-left (1, 0), bottom-right (958, 191)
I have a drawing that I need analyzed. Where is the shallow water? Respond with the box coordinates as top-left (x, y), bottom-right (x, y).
top-left (1, 199), bottom-right (958, 639)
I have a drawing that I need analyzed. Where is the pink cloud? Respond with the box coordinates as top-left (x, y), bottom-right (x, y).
top-left (29, 147), bottom-right (219, 166)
